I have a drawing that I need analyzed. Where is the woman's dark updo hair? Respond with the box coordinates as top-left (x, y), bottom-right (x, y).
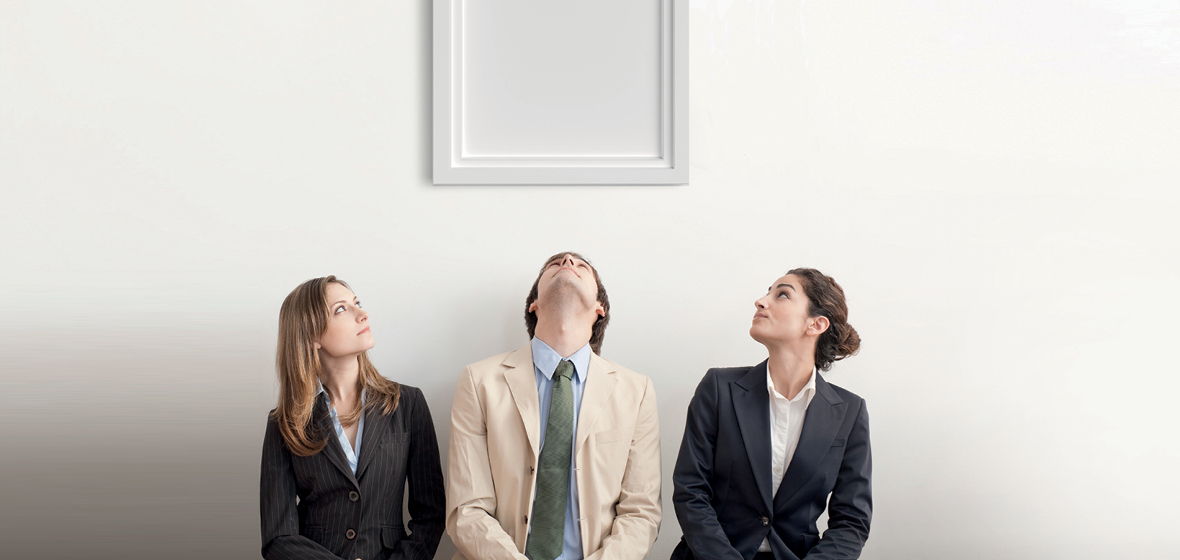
top-left (786, 268), bottom-right (861, 371)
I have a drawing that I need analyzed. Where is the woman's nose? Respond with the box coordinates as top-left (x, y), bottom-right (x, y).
top-left (754, 296), bottom-right (767, 309)
top-left (357, 308), bottom-right (369, 321)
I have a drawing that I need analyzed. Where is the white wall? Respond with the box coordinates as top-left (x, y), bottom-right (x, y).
top-left (2, 1), bottom-right (1178, 559)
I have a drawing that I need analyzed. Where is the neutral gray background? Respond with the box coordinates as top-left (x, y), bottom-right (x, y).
top-left (2, 1), bottom-right (1178, 559)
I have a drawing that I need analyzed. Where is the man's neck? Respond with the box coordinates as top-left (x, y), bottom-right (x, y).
top-left (533, 312), bottom-right (594, 358)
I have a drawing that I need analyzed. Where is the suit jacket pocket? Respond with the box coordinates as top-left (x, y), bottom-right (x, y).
top-left (382, 524), bottom-right (405, 549)
top-left (594, 428), bottom-right (629, 445)
top-left (831, 438), bottom-right (846, 447)
top-left (301, 525), bottom-right (324, 542)
top-left (381, 432), bottom-right (410, 446)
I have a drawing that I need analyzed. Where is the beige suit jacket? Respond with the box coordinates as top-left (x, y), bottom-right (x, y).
top-left (446, 345), bottom-right (662, 560)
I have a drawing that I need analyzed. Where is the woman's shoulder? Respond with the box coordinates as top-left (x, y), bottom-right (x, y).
top-left (398, 383), bottom-right (427, 408)
top-left (395, 382), bottom-right (422, 397)
top-left (689, 365), bottom-right (760, 398)
top-left (261, 409), bottom-right (286, 446)
top-left (819, 375), bottom-right (866, 406)
top-left (378, 382), bottom-right (427, 415)
top-left (684, 366), bottom-right (760, 408)
top-left (702, 365), bottom-right (758, 383)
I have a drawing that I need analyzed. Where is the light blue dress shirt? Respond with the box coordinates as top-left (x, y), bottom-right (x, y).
top-left (317, 382), bottom-right (365, 475)
top-left (530, 337), bottom-right (591, 560)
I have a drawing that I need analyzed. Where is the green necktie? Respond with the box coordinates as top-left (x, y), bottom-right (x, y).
top-left (526, 360), bottom-right (575, 560)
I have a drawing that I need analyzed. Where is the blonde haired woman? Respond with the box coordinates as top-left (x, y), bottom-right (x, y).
top-left (261, 276), bottom-right (444, 560)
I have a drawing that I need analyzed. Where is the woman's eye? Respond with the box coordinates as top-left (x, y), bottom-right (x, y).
top-left (335, 305), bottom-right (346, 313)
top-left (778, 292), bottom-right (788, 299)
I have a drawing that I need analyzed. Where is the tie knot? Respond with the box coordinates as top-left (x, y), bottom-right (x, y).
top-left (554, 360), bottom-right (574, 381)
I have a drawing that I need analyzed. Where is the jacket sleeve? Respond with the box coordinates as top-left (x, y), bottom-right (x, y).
top-left (672, 370), bottom-right (745, 560)
top-left (803, 400), bottom-right (872, 560)
top-left (446, 366), bottom-right (529, 560)
top-left (393, 387), bottom-right (447, 560)
top-left (259, 415), bottom-right (341, 560)
top-left (586, 375), bottom-right (663, 560)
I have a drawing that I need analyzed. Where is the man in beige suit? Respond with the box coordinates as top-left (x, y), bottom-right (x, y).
top-left (447, 252), bottom-right (661, 560)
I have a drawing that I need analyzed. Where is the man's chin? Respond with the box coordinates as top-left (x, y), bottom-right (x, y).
top-left (546, 274), bottom-right (581, 291)
top-left (543, 281), bottom-right (595, 308)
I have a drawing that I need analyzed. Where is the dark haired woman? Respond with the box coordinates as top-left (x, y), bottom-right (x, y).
top-left (672, 268), bottom-right (870, 560)
top-left (261, 276), bottom-right (445, 560)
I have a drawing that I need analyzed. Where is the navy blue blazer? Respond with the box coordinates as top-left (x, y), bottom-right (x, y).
top-left (671, 363), bottom-right (872, 560)
top-left (260, 385), bottom-right (445, 560)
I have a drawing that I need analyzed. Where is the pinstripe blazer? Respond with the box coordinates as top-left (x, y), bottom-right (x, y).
top-left (261, 384), bottom-right (445, 560)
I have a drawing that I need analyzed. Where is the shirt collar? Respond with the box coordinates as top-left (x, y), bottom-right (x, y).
top-left (315, 379), bottom-right (366, 407)
top-left (766, 365), bottom-right (817, 403)
top-left (530, 337), bottom-right (590, 382)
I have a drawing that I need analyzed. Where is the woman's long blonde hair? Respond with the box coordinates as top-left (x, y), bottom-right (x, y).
top-left (271, 276), bottom-right (401, 457)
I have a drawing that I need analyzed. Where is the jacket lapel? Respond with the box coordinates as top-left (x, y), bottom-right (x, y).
top-left (314, 398), bottom-right (360, 490)
top-left (774, 373), bottom-right (846, 509)
top-left (732, 361), bottom-right (773, 513)
top-left (354, 398), bottom-right (389, 481)
top-left (503, 346), bottom-right (542, 459)
top-left (574, 352), bottom-right (619, 453)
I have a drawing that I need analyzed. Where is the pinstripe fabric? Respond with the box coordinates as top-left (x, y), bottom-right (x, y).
top-left (261, 384), bottom-right (445, 560)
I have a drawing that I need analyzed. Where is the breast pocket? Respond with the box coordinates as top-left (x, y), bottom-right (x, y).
top-left (590, 427), bottom-right (631, 490)
top-left (381, 432), bottom-right (410, 447)
top-left (594, 428), bottom-right (629, 445)
top-left (374, 432), bottom-right (411, 478)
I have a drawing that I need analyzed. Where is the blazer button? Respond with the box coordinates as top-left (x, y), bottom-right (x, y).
top-left (523, 515), bottom-right (528, 524)
top-left (346, 529), bottom-right (356, 539)
top-left (760, 516), bottom-right (769, 526)
top-left (530, 466), bottom-right (535, 474)
top-left (349, 491), bottom-right (359, 502)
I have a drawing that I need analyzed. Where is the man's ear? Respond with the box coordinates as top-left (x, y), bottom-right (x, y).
top-left (528, 301), bottom-right (538, 314)
top-left (595, 302), bottom-right (605, 317)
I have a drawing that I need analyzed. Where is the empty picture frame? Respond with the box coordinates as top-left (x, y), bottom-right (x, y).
top-left (433, 0), bottom-right (688, 185)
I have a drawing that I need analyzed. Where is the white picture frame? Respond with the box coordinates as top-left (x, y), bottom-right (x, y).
top-left (433, 0), bottom-right (688, 185)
